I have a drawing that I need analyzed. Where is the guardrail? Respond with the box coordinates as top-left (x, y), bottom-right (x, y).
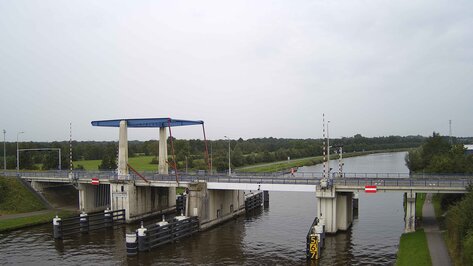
top-left (18, 171), bottom-right (473, 189)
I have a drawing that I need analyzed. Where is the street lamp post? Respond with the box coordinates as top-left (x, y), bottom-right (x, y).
top-left (210, 141), bottom-right (213, 175)
top-left (16, 131), bottom-right (24, 176)
top-left (3, 129), bottom-right (6, 176)
top-left (224, 136), bottom-right (231, 176)
top-left (327, 121), bottom-right (331, 179)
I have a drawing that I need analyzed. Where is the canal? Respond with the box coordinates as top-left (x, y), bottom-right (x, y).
top-left (0, 152), bottom-right (408, 265)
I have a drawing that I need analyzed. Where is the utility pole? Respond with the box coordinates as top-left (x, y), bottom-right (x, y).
top-left (210, 141), bottom-right (213, 175)
top-left (3, 129), bottom-right (6, 176)
top-left (327, 120), bottom-right (331, 179)
top-left (16, 131), bottom-right (24, 176)
top-left (449, 120), bottom-right (452, 144)
top-left (224, 136), bottom-right (231, 176)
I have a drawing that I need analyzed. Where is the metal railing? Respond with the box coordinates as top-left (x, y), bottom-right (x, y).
top-left (19, 170), bottom-right (473, 189)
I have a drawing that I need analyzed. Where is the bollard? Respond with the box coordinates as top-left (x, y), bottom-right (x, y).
top-left (80, 212), bottom-right (89, 234)
top-left (104, 208), bottom-right (113, 228)
top-left (157, 215), bottom-right (169, 227)
top-left (126, 233), bottom-right (138, 256)
top-left (137, 221), bottom-right (148, 252)
top-left (53, 215), bottom-right (62, 239)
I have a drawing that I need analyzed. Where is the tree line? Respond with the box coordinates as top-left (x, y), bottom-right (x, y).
top-left (0, 134), bottom-right (434, 171)
top-left (405, 133), bottom-right (473, 264)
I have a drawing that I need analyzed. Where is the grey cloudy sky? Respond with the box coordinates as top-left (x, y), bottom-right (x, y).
top-left (1, 0), bottom-right (472, 142)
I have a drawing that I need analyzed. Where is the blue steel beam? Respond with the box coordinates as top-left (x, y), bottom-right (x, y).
top-left (91, 118), bottom-right (204, 128)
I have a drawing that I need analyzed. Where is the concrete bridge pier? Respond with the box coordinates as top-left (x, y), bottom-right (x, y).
top-left (404, 191), bottom-right (416, 233)
top-left (316, 186), bottom-right (354, 234)
top-left (187, 181), bottom-right (245, 230)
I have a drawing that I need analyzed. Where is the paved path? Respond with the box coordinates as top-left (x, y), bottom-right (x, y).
top-left (422, 193), bottom-right (452, 266)
top-left (0, 209), bottom-right (54, 221)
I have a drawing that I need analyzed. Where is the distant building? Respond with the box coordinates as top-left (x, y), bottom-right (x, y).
top-left (465, 144), bottom-right (473, 155)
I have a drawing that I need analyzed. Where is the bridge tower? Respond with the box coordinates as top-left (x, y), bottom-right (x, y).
top-left (90, 118), bottom-right (207, 222)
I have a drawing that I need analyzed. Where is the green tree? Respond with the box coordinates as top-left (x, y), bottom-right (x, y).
top-left (98, 144), bottom-right (117, 170)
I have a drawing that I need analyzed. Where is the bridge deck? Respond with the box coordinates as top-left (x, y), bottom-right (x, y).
top-left (17, 171), bottom-right (473, 193)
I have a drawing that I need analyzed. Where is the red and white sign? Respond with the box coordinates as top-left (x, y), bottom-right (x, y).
top-left (365, 185), bottom-right (377, 193)
top-left (91, 177), bottom-right (99, 185)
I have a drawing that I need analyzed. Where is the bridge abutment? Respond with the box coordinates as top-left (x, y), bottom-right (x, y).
top-left (316, 186), bottom-right (354, 233)
top-left (188, 181), bottom-right (245, 230)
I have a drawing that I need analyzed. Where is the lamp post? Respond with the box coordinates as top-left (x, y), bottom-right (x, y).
top-left (16, 131), bottom-right (24, 176)
top-left (210, 141), bottom-right (213, 175)
top-left (224, 136), bottom-right (231, 176)
top-left (327, 121), bottom-right (330, 179)
top-left (3, 129), bottom-right (6, 176)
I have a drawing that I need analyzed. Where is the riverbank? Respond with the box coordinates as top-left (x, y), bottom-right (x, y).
top-left (396, 229), bottom-right (431, 266)
top-left (396, 193), bottom-right (454, 266)
top-left (237, 149), bottom-right (409, 173)
top-left (0, 209), bottom-right (77, 232)
top-left (396, 192), bottom-right (431, 266)
top-left (0, 176), bottom-right (77, 232)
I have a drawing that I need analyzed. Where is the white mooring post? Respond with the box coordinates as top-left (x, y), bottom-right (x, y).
top-left (104, 207), bottom-right (113, 227)
top-left (126, 233), bottom-right (138, 256)
top-left (137, 221), bottom-right (148, 252)
top-left (53, 215), bottom-right (62, 239)
top-left (79, 211), bottom-right (89, 233)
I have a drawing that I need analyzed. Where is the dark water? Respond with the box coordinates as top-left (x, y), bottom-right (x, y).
top-left (0, 152), bottom-right (408, 265)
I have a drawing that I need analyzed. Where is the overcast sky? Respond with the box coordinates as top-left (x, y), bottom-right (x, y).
top-left (1, 0), bottom-right (472, 142)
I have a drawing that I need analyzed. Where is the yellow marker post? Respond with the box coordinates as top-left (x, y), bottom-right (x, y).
top-left (309, 234), bottom-right (319, 260)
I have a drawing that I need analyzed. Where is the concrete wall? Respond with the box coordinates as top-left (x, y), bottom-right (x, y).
top-left (404, 191), bottom-right (416, 233)
top-left (110, 182), bottom-right (175, 222)
top-left (188, 181), bottom-right (245, 230)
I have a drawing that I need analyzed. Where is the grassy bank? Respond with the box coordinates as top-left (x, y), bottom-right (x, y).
top-left (397, 193), bottom-right (431, 265)
top-left (0, 210), bottom-right (77, 232)
top-left (396, 229), bottom-right (432, 266)
top-left (0, 177), bottom-right (46, 215)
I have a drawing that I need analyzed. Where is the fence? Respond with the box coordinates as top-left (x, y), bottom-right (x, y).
top-left (126, 216), bottom-right (199, 256)
top-left (245, 192), bottom-right (263, 211)
top-left (53, 209), bottom-right (125, 239)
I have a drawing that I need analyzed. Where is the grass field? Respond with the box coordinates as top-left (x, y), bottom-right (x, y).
top-left (74, 156), bottom-right (157, 171)
top-left (396, 229), bottom-right (432, 266)
top-left (0, 177), bottom-right (46, 215)
top-left (0, 210), bottom-right (77, 232)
